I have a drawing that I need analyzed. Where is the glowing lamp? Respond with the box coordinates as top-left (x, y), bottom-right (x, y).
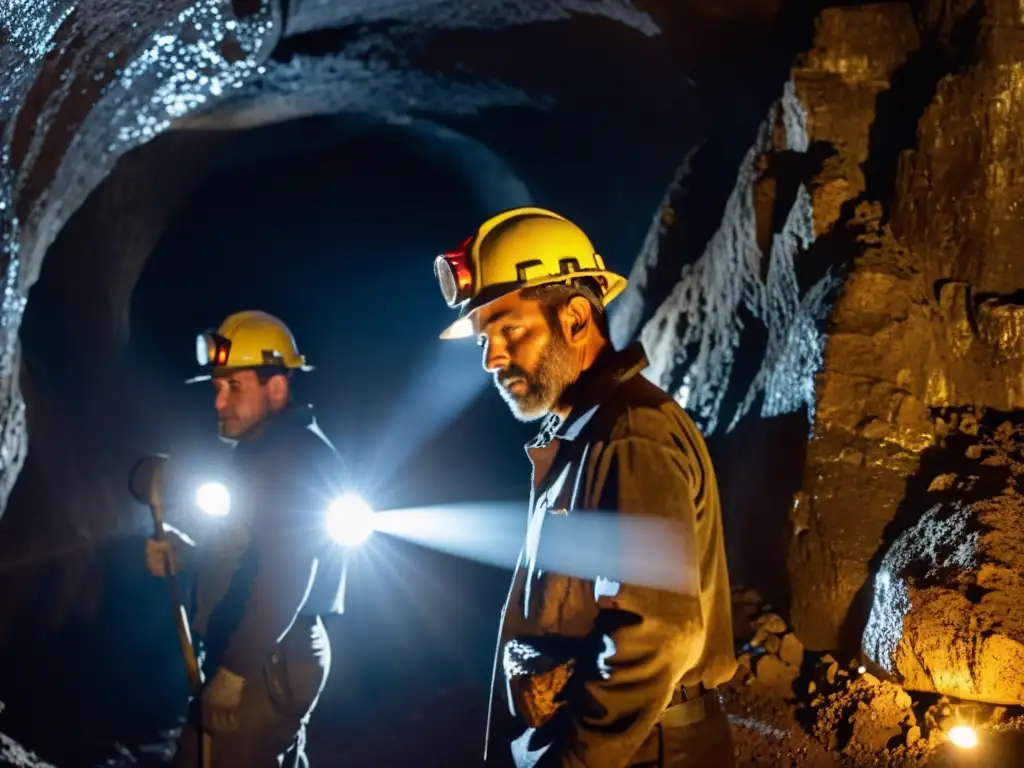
top-left (947, 725), bottom-right (978, 750)
top-left (326, 494), bottom-right (376, 547)
top-left (196, 482), bottom-right (231, 517)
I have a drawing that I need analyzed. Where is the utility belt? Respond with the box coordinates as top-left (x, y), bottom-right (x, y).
top-left (660, 683), bottom-right (722, 729)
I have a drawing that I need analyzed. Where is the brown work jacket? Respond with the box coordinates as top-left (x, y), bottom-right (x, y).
top-left (484, 342), bottom-right (737, 768)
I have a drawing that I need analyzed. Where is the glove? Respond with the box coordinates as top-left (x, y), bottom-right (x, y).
top-left (201, 667), bottom-right (246, 734)
top-left (144, 525), bottom-right (194, 578)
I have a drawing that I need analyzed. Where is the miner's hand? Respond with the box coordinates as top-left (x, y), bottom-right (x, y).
top-left (201, 667), bottom-right (246, 734)
top-left (144, 527), bottom-right (194, 578)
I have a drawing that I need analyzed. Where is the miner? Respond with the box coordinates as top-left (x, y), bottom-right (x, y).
top-left (433, 207), bottom-right (738, 767)
top-left (144, 310), bottom-right (347, 768)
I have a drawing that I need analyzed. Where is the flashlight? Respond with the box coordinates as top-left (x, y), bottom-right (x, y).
top-left (195, 482), bottom-right (231, 517)
top-left (325, 494), bottom-right (375, 547)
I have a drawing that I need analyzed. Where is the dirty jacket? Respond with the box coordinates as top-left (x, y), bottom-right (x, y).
top-left (190, 404), bottom-right (347, 680)
top-left (485, 343), bottom-right (737, 768)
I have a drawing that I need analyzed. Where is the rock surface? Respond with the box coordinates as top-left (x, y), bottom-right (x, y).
top-left (862, 417), bottom-right (1024, 706)
top-left (0, 700), bottom-right (54, 768)
top-left (791, 0), bottom-right (1024, 649)
top-left (627, 0), bottom-right (1024, 651)
top-left (719, 586), bottom-right (1024, 766)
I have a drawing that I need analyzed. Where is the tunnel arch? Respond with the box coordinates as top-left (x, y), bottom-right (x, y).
top-left (1, 112), bottom-right (533, 626)
top-left (0, 0), bottom-right (702, 516)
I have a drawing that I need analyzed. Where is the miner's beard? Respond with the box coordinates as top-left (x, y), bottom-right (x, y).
top-left (494, 328), bottom-right (576, 422)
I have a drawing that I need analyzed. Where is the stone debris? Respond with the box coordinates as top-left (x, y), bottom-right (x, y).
top-left (755, 655), bottom-right (801, 691)
top-left (862, 413), bottom-right (1024, 706)
top-left (813, 677), bottom-right (916, 758)
top-left (754, 613), bottom-right (788, 635)
top-left (726, 586), bottom-right (1024, 765)
top-left (731, 593), bottom-right (806, 699)
top-left (927, 473), bottom-right (957, 492)
top-left (780, 633), bottom-right (804, 668)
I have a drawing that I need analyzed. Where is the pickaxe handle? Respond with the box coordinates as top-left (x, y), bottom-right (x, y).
top-left (133, 455), bottom-right (211, 766)
top-left (149, 495), bottom-right (203, 694)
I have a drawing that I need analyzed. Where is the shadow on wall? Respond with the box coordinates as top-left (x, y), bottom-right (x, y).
top-left (709, 409), bottom-right (809, 614)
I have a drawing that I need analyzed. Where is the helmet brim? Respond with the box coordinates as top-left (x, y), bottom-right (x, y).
top-left (184, 363), bottom-right (315, 385)
top-left (438, 270), bottom-right (627, 340)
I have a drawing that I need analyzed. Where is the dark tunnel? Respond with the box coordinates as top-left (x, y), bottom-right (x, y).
top-left (0, 111), bottom-right (676, 764)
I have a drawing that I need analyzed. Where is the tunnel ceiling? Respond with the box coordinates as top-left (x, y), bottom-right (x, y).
top-left (0, 0), bottom-right (799, 513)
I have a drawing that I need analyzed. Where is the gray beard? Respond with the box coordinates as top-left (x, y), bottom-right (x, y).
top-left (495, 332), bottom-right (575, 422)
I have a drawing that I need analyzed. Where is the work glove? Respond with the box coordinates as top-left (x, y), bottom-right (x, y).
top-left (201, 667), bottom-right (246, 734)
top-left (144, 525), bottom-right (194, 578)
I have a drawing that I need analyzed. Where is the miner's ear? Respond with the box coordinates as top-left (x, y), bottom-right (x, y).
top-left (266, 372), bottom-right (290, 405)
top-left (563, 295), bottom-right (593, 342)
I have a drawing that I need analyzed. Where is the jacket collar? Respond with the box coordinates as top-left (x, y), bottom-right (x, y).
top-left (232, 403), bottom-right (316, 453)
top-left (527, 341), bottom-right (650, 449)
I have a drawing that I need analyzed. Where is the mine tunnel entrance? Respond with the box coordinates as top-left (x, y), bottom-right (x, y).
top-left (1, 115), bottom-right (545, 764)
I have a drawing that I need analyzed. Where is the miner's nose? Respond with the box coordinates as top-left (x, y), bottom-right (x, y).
top-left (482, 337), bottom-right (509, 374)
top-left (214, 388), bottom-right (230, 412)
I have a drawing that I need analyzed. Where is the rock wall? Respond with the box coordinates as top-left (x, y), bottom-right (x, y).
top-left (629, 0), bottom-right (1024, 652)
top-left (795, 0), bottom-right (1024, 650)
top-left (621, 3), bottom-right (919, 610)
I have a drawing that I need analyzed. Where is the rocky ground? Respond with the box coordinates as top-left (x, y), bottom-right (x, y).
top-left (724, 586), bottom-right (1024, 767)
top-left (1, 582), bottom-right (1022, 766)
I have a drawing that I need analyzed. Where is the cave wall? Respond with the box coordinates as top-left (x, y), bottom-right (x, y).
top-left (794, 0), bottom-right (1024, 651)
top-left (0, 0), bottom-right (688, 523)
top-left (626, 0), bottom-right (1024, 651)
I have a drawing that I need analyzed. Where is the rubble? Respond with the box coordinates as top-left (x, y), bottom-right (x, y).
top-left (813, 676), bottom-right (916, 757)
top-left (723, 586), bottom-right (1024, 766)
top-left (862, 415), bottom-right (1024, 706)
top-left (730, 589), bottom-right (806, 699)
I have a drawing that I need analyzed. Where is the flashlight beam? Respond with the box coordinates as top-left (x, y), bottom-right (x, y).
top-left (372, 502), bottom-right (699, 595)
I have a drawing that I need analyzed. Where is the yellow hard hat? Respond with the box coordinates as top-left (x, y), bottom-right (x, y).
top-left (187, 310), bottom-right (312, 383)
top-left (434, 207), bottom-right (627, 339)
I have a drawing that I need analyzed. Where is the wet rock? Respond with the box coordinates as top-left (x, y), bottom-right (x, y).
top-left (755, 654), bottom-right (800, 694)
top-left (779, 632), bottom-right (804, 668)
top-left (0, 731), bottom-right (56, 767)
top-left (786, 0), bottom-right (1024, 651)
top-left (927, 473), bottom-right (957, 492)
top-left (960, 414), bottom-right (980, 436)
top-left (754, 631), bottom-right (781, 655)
top-left (754, 612), bottom-right (788, 635)
top-left (862, 492), bottom-right (1024, 705)
top-left (733, 587), bottom-right (764, 605)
